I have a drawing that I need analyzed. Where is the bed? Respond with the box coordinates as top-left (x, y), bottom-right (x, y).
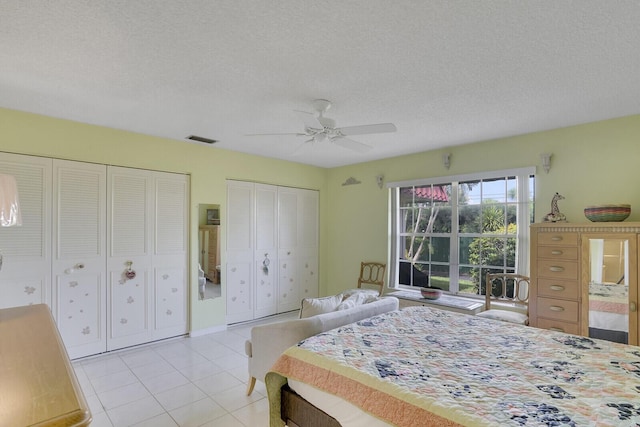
top-left (266, 306), bottom-right (640, 427)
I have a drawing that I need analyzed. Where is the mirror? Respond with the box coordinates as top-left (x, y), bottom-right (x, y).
top-left (587, 237), bottom-right (631, 344)
top-left (198, 204), bottom-right (221, 300)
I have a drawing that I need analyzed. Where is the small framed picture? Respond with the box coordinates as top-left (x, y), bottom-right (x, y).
top-left (206, 208), bottom-right (220, 225)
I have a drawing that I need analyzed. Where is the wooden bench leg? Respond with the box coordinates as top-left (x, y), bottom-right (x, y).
top-left (246, 376), bottom-right (256, 396)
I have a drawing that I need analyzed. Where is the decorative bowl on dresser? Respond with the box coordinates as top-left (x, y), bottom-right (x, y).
top-left (584, 204), bottom-right (631, 222)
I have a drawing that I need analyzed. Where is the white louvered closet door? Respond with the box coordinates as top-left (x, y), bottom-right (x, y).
top-left (151, 172), bottom-right (188, 341)
top-left (226, 181), bottom-right (255, 324)
top-left (254, 184), bottom-right (278, 319)
top-left (226, 182), bottom-right (319, 323)
top-left (107, 167), bottom-right (153, 351)
top-left (52, 160), bottom-right (107, 359)
top-left (0, 153), bottom-right (52, 309)
top-left (277, 187), bottom-right (300, 313)
top-left (106, 167), bottom-right (188, 352)
top-left (298, 189), bottom-right (319, 300)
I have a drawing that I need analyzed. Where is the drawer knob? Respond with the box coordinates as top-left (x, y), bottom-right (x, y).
top-left (551, 236), bottom-right (563, 241)
top-left (549, 285), bottom-right (565, 291)
top-left (551, 250), bottom-right (563, 255)
top-left (549, 266), bottom-right (565, 272)
top-left (549, 327), bottom-right (564, 332)
top-left (549, 305), bottom-right (565, 312)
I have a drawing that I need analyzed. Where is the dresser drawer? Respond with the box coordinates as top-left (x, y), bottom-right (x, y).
top-left (537, 260), bottom-right (578, 280)
top-left (537, 232), bottom-right (578, 246)
top-left (537, 246), bottom-right (578, 261)
top-left (536, 297), bottom-right (579, 322)
top-left (536, 278), bottom-right (579, 300)
top-left (536, 318), bottom-right (580, 335)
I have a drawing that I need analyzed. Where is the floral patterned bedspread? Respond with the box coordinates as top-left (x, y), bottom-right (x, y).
top-left (268, 306), bottom-right (640, 427)
top-left (590, 282), bottom-right (629, 314)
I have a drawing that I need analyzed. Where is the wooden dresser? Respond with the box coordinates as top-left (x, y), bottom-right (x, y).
top-left (530, 225), bottom-right (581, 334)
top-left (0, 304), bottom-right (91, 426)
top-left (530, 222), bottom-right (640, 344)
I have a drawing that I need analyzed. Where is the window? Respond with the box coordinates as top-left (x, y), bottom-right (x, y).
top-left (389, 168), bottom-right (535, 297)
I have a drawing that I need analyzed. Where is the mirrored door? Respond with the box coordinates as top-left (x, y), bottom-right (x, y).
top-left (198, 203), bottom-right (221, 300)
top-left (582, 233), bottom-right (637, 345)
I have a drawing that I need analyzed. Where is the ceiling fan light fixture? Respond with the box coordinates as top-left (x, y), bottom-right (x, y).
top-left (311, 99), bottom-right (332, 115)
top-left (313, 133), bottom-right (328, 143)
top-left (318, 116), bottom-right (335, 129)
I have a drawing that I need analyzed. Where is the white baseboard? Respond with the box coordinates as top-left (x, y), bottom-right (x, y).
top-left (189, 324), bottom-right (227, 337)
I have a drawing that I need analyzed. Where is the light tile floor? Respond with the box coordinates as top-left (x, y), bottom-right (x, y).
top-left (73, 311), bottom-right (299, 427)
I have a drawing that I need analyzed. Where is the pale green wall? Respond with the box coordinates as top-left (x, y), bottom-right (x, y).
top-left (0, 108), bottom-right (328, 332)
top-left (3, 107), bottom-right (640, 329)
top-left (325, 115), bottom-right (640, 295)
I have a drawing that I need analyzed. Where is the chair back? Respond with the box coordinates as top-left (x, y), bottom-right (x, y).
top-left (485, 272), bottom-right (530, 313)
top-left (358, 262), bottom-right (386, 295)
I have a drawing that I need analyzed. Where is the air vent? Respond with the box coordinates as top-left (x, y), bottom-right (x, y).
top-left (186, 135), bottom-right (218, 144)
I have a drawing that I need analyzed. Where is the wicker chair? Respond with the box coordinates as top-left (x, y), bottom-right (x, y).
top-left (357, 262), bottom-right (386, 295)
top-left (476, 272), bottom-right (529, 325)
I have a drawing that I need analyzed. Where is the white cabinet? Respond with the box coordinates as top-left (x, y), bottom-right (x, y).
top-left (226, 181), bottom-right (318, 323)
top-left (0, 153), bottom-right (188, 358)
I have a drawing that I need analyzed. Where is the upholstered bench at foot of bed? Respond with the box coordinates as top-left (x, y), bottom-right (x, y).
top-left (245, 296), bottom-right (399, 395)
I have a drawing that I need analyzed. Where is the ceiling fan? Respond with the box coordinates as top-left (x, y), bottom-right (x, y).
top-left (247, 99), bottom-right (397, 154)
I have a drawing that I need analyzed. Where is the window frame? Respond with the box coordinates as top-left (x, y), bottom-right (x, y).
top-left (387, 167), bottom-right (535, 296)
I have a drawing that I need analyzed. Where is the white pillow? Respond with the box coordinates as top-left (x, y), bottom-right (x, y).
top-left (363, 294), bottom-right (380, 304)
top-left (335, 298), bottom-right (357, 311)
top-left (335, 292), bottom-right (379, 310)
top-left (477, 309), bottom-right (528, 325)
top-left (300, 294), bottom-right (343, 318)
top-left (341, 288), bottom-right (380, 299)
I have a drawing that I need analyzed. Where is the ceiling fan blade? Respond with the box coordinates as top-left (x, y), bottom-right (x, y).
top-left (291, 139), bottom-right (313, 157)
top-left (332, 137), bottom-right (372, 153)
top-left (338, 123), bottom-right (397, 136)
top-left (245, 132), bottom-right (304, 136)
top-left (294, 110), bottom-right (324, 130)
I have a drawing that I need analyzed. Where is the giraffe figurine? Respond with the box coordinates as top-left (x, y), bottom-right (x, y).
top-left (543, 192), bottom-right (566, 222)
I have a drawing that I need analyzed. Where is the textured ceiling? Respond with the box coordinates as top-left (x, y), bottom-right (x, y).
top-left (2, 1), bottom-right (639, 168)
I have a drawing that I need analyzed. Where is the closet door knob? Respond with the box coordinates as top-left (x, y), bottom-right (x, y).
top-left (65, 263), bottom-right (85, 274)
top-left (631, 302), bottom-right (637, 312)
